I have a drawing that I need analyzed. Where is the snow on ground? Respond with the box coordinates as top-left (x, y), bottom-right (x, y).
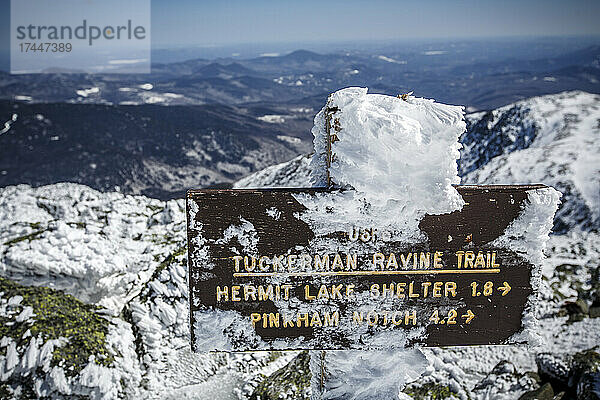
top-left (377, 55), bottom-right (407, 64)
top-left (234, 154), bottom-right (312, 189)
top-left (76, 87), bottom-right (100, 97)
top-left (257, 115), bottom-right (286, 124)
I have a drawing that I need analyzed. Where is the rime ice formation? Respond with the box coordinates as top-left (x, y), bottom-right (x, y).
top-left (309, 87), bottom-right (465, 215)
top-left (295, 87), bottom-right (468, 245)
top-left (309, 349), bottom-right (429, 400)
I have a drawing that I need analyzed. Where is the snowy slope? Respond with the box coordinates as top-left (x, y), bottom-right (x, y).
top-left (461, 91), bottom-right (600, 232)
top-left (233, 154), bottom-right (312, 189)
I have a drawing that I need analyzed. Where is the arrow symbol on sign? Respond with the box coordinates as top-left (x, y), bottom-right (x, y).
top-left (461, 310), bottom-right (475, 324)
top-left (498, 282), bottom-right (511, 296)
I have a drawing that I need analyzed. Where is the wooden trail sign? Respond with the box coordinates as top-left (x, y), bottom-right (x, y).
top-left (187, 184), bottom-right (545, 351)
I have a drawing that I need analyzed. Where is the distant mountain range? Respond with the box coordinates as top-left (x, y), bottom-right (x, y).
top-left (1, 44), bottom-right (599, 111)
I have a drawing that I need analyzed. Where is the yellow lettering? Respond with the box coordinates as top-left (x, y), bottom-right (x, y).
top-left (272, 255), bottom-right (285, 271)
top-left (367, 311), bottom-right (378, 326)
top-left (297, 313), bottom-right (309, 327)
top-left (371, 284), bottom-right (380, 297)
top-left (269, 313), bottom-right (280, 328)
top-left (382, 283), bottom-right (394, 297)
top-left (422, 282), bottom-right (432, 297)
top-left (287, 254), bottom-right (297, 270)
top-left (244, 256), bottom-right (256, 272)
top-left (304, 285), bottom-right (315, 300)
top-left (396, 282), bottom-right (406, 298)
top-left (317, 285), bottom-right (329, 299)
top-left (330, 284), bottom-right (343, 299)
top-left (409, 282), bottom-right (420, 298)
top-left (282, 284), bottom-right (292, 300)
top-left (346, 254), bottom-right (357, 270)
top-left (373, 252), bottom-right (385, 269)
top-left (464, 251), bottom-right (475, 268)
top-left (244, 285), bottom-right (256, 301)
top-left (282, 314), bottom-right (295, 328)
top-left (216, 286), bottom-right (228, 302)
top-left (315, 254), bottom-right (330, 271)
top-left (324, 311), bottom-right (339, 327)
top-left (387, 253), bottom-right (398, 269)
top-left (300, 254), bottom-right (312, 270)
top-left (258, 256), bottom-right (270, 271)
top-left (445, 281), bottom-right (457, 297)
top-left (474, 252), bottom-right (486, 269)
top-left (310, 312), bottom-right (322, 327)
top-left (392, 311), bottom-right (403, 325)
top-left (456, 251), bottom-right (464, 269)
top-left (346, 284), bottom-right (355, 297)
top-left (332, 253), bottom-right (344, 269)
top-left (233, 256), bottom-right (243, 272)
top-left (405, 310), bottom-right (417, 325)
top-left (434, 251), bottom-right (443, 268)
top-left (400, 253), bottom-right (411, 269)
top-left (258, 285), bottom-right (274, 301)
top-left (419, 252), bottom-right (430, 269)
top-left (231, 285), bottom-right (241, 301)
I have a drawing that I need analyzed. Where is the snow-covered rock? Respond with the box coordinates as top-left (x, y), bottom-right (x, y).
top-left (0, 183), bottom-right (289, 399)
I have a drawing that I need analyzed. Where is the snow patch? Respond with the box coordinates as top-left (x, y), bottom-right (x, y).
top-left (76, 87), bottom-right (100, 97)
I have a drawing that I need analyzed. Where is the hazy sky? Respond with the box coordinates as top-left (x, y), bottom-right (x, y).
top-left (151, 0), bottom-right (600, 47)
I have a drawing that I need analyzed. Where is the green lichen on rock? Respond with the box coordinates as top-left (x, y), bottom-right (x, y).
top-left (249, 350), bottom-right (311, 400)
top-left (2, 224), bottom-right (52, 247)
top-left (0, 382), bottom-right (11, 399)
top-left (0, 277), bottom-right (114, 376)
top-left (404, 382), bottom-right (458, 400)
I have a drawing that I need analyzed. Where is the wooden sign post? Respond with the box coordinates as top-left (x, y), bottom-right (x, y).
top-left (187, 185), bottom-right (544, 350)
top-left (186, 88), bottom-right (559, 398)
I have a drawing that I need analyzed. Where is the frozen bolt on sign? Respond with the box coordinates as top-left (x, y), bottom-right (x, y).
top-left (186, 87), bottom-right (560, 398)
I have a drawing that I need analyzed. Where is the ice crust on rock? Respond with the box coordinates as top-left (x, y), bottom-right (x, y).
top-left (310, 349), bottom-right (430, 400)
top-left (309, 87), bottom-right (465, 214)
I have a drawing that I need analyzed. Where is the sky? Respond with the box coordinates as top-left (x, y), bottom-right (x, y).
top-left (1, 0), bottom-right (599, 70)
top-left (150, 0), bottom-right (600, 47)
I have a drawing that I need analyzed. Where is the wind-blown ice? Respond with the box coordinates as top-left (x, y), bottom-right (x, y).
top-left (309, 87), bottom-right (465, 215)
top-left (492, 187), bottom-right (561, 346)
top-left (309, 349), bottom-right (430, 400)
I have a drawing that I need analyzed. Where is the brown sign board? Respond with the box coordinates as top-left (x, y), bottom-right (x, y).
top-left (187, 185), bottom-right (544, 351)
